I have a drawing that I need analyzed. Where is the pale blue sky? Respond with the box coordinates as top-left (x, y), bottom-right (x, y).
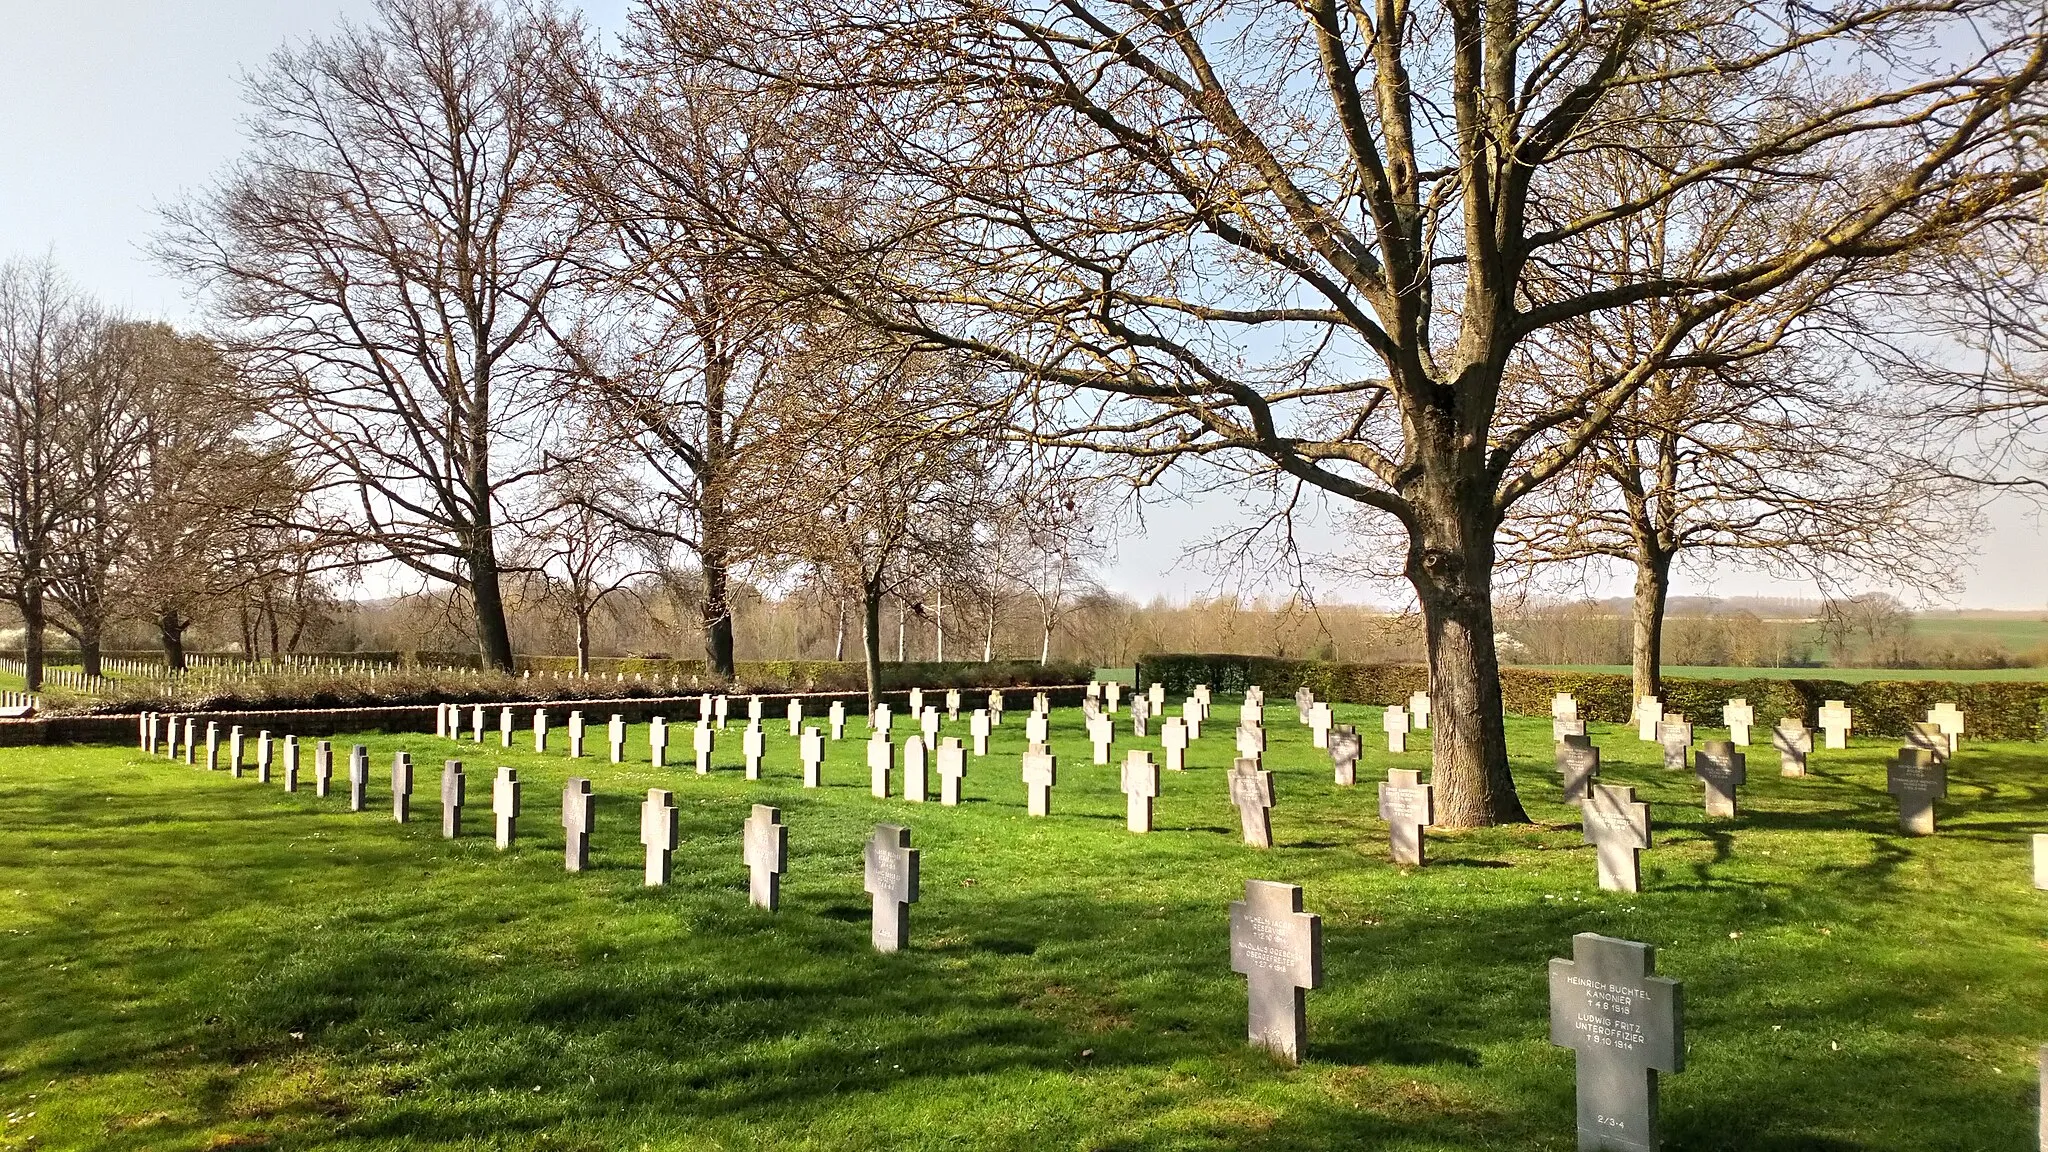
top-left (1, 1), bottom-right (2041, 609)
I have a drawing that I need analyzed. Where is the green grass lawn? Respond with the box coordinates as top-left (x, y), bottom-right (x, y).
top-left (2, 703), bottom-right (2045, 1150)
top-left (1518, 663), bottom-right (2048, 683)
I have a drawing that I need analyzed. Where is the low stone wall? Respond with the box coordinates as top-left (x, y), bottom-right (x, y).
top-left (0, 685), bottom-right (1093, 747)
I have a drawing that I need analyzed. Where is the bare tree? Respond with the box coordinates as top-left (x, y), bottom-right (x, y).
top-left (643, 0), bottom-right (2048, 824)
top-left (0, 258), bottom-right (99, 689)
top-left (523, 473), bottom-right (651, 672)
top-left (159, 0), bottom-right (578, 671)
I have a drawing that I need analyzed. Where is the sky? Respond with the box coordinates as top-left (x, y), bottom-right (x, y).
top-left (1, 1), bottom-right (2042, 612)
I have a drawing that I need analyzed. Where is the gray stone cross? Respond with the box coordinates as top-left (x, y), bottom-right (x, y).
top-left (347, 743), bottom-right (368, 811)
top-left (1131, 694), bottom-right (1150, 739)
top-left (640, 788), bottom-right (678, 884)
top-left (1656, 717), bottom-right (1693, 771)
top-left (903, 734), bottom-right (929, 802)
top-left (936, 737), bottom-right (967, 805)
top-left (1772, 719), bottom-right (1812, 777)
top-left (1583, 784), bottom-right (1651, 893)
top-left (314, 740), bottom-right (333, 797)
top-left (1235, 723), bottom-right (1266, 763)
top-left (1888, 747), bottom-right (1947, 835)
top-left (745, 804), bottom-right (787, 910)
top-left (1549, 933), bottom-right (1685, 1152)
top-left (1378, 768), bottom-right (1434, 865)
top-left (1693, 741), bottom-right (1745, 819)
top-left (1230, 757), bottom-right (1276, 849)
top-left (391, 751), bottom-right (414, 823)
top-left (1121, 750), bottom-right (1161, 832)
top-left (1329, 724), bottom-right (1361, 786)
top-left (1557, 734), bottom-right (1600, 806)
top-left (282, 736), bottom-right (300, 792)
top-left (864, 823), bottom-right (919, 953)
top-left (492, 767), bottom-right (520, 849)
top-left (1022, 744), bottom-right (1057, 816)
top-left (441, 760), bottom-right (464, 838)
top-left (562, 778), bottom-right (594, 871)
top-left (227, 725), bottom-right (244, 778)
top-left (256, 731), bottom-right (274, 784)
top-left (1229, 879), bottom-right (1322, 1065)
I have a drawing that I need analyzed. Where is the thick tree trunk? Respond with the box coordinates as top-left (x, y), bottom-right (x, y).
top-left (1631, 553), bottom-right (1671, 704)
top-left (861, 581), bottom-right (884, 715)
top-left (159, 611), bottom-right (187, 672)
top-left (19, 588), bottom-right (44, 691)
top-left (1406, 475), bottom-right (1529, 828)
top-left (78, 620), bottom-right (101, 678)
top-left (468, 533), bottom-right (517, 673)
top-left (701, 548), bottom-right (736, 681)
top-left (575, 610), bottom-right (592, 675)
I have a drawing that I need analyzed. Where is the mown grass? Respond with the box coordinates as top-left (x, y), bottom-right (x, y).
top-left (1, 700), bottom-right (2045, 1150)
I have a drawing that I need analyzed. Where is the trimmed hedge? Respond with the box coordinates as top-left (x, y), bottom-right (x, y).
top-left (510, 658), bottom-right (1092, 693)
top-left (1134, 654), bottom-right (2048, 741)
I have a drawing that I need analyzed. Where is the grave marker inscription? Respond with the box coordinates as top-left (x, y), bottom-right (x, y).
top-left (1378, 769), bottom-right (1433, 866)
top-left (1583, 784), bottom-right (1651, 893)
top-left (1548, 932), bottom-right (1684, 1152)
top-left (1228, 880), bottom-right (1321, 1065)
top-left (864, 824), bottom-right (919, 953)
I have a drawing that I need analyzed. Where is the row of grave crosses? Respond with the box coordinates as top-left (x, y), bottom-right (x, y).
top-left (1231, 878), bottom-right (1685, 1152)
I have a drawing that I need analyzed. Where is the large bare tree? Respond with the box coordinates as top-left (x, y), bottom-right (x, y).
top-left (159, 0), bottom-right (577, 671)
top-left (638, 0), bottom-right (2048, 824)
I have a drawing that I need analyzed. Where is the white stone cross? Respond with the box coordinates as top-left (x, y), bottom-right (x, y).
top-left (1378, 769), bottom-right (1433, 865)
top-left (499, 707), bottom-right (513, 748)
top-left (281, 735), bottom-right (300, 792)
top-left (1817, 699), bottom-right (1853, 749)
top-left (1162, 716), bottom-right (1189, 772)
top-left (715, 695), bottom-right (731, 729)
top-left (1773, 719), bottom-right (1812, 777)
top-left (1927, 702), bottom-right (1965, 754)
top-left (743, 721), bottom-right (766, 780)
top-left (864, 823), bottom-right (919, 953)
top-left (868, 731), bottom-right (894, 798)
top-left (1130, 694), bottom-right (1150, 739)
top-left (1408, 691), bottom-right (1432, 731)
top-left (568, 711), bottom-right (585, 759)
top-left (920, 706), bottom-right (940, 748)
top-left (745, 804), bottom-right (787, 910)
top-left (936, 737), bottom-right (967, 805)
top-left (909, 687), bottom-right (925, 715)
top-left (748, 695), bottom-right (764, 724)
top-left (1149, 682), bottom-right (1165, 713)
top-left (205, 721), bottom-right (220, 772)
top-left (1104, 681), bottom-right (1122, 713)
top-left (1636, 696), bottom-right (1663, 742)
top-left (1582, 783), bottom-right (1651, 892)
top-left (391, 751), bottom-right (413, 822)
top-left (314, 740), bottom-right (332, 797)
top-left (971, 708), bottom-right (991, 756)
top-left (1229, 758), bottom-right (1275, 848)
top-left (1088, 713), bottom-right (1114, 765)
top-left (946, 688), bottom-right (961, 721)
top-left (1329, 725), bottom-right (1361, 786)
top-left (987, 690), bottom-right (1004, 725)
top-left (1121, 749), bottom-right (1160, 832)
top-left (257, 730), bottom-right (274, 784)
top-left (800, 726), bottom-right (825, 787)
top-left (1182, 698), bottom-right (1204, 741)
top-left (1026, 712), bottom-right (1050, 746)
top-left (640, 788), bottom-right (678, 885)
top-left (1308, 702), bottom-right (1332, 749)
top-left (440, 760), bottom-right (464, 838)
top-left (345, 742), bottom-right (366, 809)
top-left (533, 708), bottom-right (549, 754)
top-left (1722, 698), bottom-right (1754, 746)
top-left (903, 734), bottom-right (929, 802)
top-left (787, 698), bottom-right (804, 737)
top-left (227, 725), bottom-right (244, 777)
top-left (830, 700), bottom-right (847, 740)
top-left (649, 716), bottom-right (669, 767)
top-left (608, 715), bottom-right (626, 764)
top-left (562, 777), bottom-right (594, 871)
top-left (471, 704), bottom-right (485, 742)
top-left (873, 703), bottom-right (893, 737)
top-left (693, 721), bottom-right (715, 775)
top-left (1382, 705), bottom-right (1409, 754)
top-left (1022, 744), bottom-right (1057, 816)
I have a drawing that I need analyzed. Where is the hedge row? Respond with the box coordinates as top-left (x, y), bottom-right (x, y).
top-left (1134, 654), bottom-right (2048, 741)
top-left (509, 658), bottom-right (1092, 693)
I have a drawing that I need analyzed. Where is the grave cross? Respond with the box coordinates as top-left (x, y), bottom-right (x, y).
top-left (640, 788), bottom-right (679, 884)
top-left (1927, 702), bottom-right (1965, 755)
top-left (744, 804), bottom-right (787, 910)
top-left (788, 698), bottom-right (804, 737)
top-left (1241, 698), bottom-right (1264, 728)
top-left (920, 706), bottom-right (941, 749)
top-left (205, 722), bottom-right (220, 772)
top-left (1635, 696), bottom-right (1664, 742)
top-left (1887, 748), bottom-right (1947, 835)
top-left (608, 715), bottom-right (626, 764)
top-left (946, 688), bottom-right (961, 721)
top-left (499, 707), bottom-right (513, 748)
top-left (1904, 722), bottom-right (1950, 764)
top-left (903, 734), bottom-right (929, 802)
top-left (1294, 685), bottom-right (1315, 725)
top-left (1121, 750), bottom-right (1161, 832)
top-left (1553, 693), bottom-right (1581, 741)
top-left (1131, 694), bottom-right (1150, 739)
top-left (533, 708), bottom-right (549, 754)
top-left (562, 778), bottom-right (594, 871)
top-left (1104, 681), bottom-right (1122, 713)
top-left (441, 760), bottom-right (465, 838)
top-left (1162, 716), bottom-right (1191, 773)
top-left (391, 751), bottom-right (414, 823)
top-left (470, 704), bottom-right (485, 742)
top-left (1308, 702), bottom-right (1332, 750)
top-left (1378, 769), bottom-right (1434, 866)
top-left (987, 689), bottom-right (1005, 725)
top-left (908, 687), bottom-right (925, 716)
top-left (801, 726), bottom-right (826, 787)
top-left (1025, 712), bottom-right (1050, 746)
top-left (282, 736), bottom-right (300, 792)
top-left (1693, 741), bottom-right (1745, 819)
top-left (1182, 698), bottom-right (1204, 741)
top-left (1088, 713), bottom-right (1114, 765)
top-left (864, 823), bottom-right (919, 952)
top-left (1229, 880), bottom-right (1322, 1065)
top-left (1235, 723), bottom-right (1267, 763)
top-left (868, 731), bottom-right (894, 798)
top-left (314, 740), bottom-right (333, 797)
top-left (748, 695), bottom-right (765, 724)
top-left (936, 737), bottom-right (967, 805)
top-left (228, 725), bottom-right (245, 778)
top-left (1722, 699), bottom-right (1755, 747)
top-left (971, 708), bottom-right (991, 756)
top-left (1329, 725), bottom-right (1362, 786)
top-left (1022, 744), bottom-right (1057, 816)
top-left (1548, 933), bottom-right (1685, 1152)
top-left (492, 767), bottom-right (521, 849)
top-left (256, 731), bottom-right (274, 784)
top-left (1229, 758), bottom-right (1276, 849)
top-left (1408, 691), bottom-right (1432, 731)
top-left (649, 717), bottom-right (670, 767)
top-left (1772, 719), bottom-right (1813, 777)
top-left (1557, 734), bottom-right (1600, 806)
top-left (1656, 717), bottom-right (1693, 771)
top-left (347, 744), bottom-right (368, 811)
top-left (714, 695), bottom-right (730, 729)
top-left (744, 721), bottom-right (766, 780)
top-left (694, 721), bottom-right (716, 775)
top-left (830, 701), bottom-right (847, 740)
top-left (873, 703), bottom-right (893, 737)
top-left (1149, 682), bottom-right (1165, 713)
top-left (568, 711), bottom-right (586, 759)
top-left (1382, 705), bottom-right (1409, 754)
top-left (1582, 784), bottom-right (1652, 893)
top-left (1817, 699), bottom-right (1853, 750)
top-left (183, 720), bottom-right (197, 765)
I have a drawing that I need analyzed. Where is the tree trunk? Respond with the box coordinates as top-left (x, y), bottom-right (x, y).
top-left (935, 582), bottom-right (944, 662)
top-left (468, 531), bottom-right (517, 673)
top-left (1406, 475), bottom-right (1529, 828)
top-left (834, 599), bottom-right (846, 661)
top-left (575, 609), bottom-right (592, 675)
top-left (896, 601), bottom-right (907, 662)
top-left (861, 581), bottom-right (884, 715)
top-left (19, 588), bottom-right (44, 691)
top-left (983, 595), bottom-right (997, 662)
top-left (159, 611), bottom-right (188, 672)
top-left (78, 618), bottom-right (101, 678)
top-left (702, 547), bottom-right (737, 680)
top-left (1631, 552), bottom-right (1671, 704)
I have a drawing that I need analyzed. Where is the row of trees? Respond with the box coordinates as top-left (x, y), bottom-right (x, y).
top-left (13, 0), bottom-right (2032, 828)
